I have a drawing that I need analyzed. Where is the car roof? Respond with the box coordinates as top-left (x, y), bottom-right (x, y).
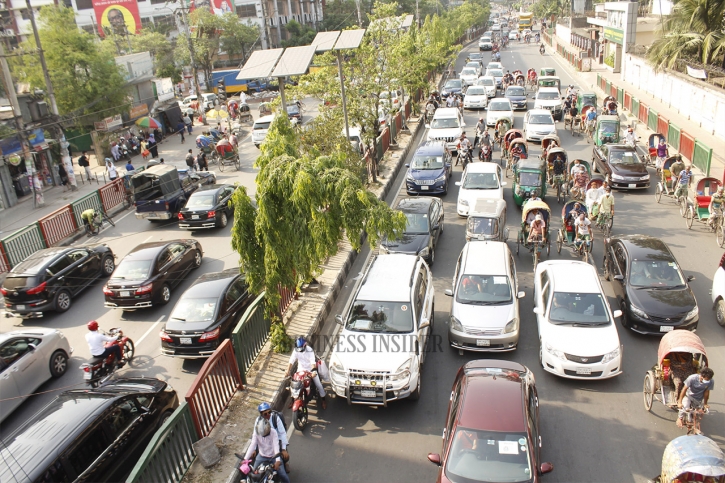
top-left (469, 198), bottom-right (506, 217)
top-left (414, 142), bottom-right (446, 156)
top-left (615, 235), bottom-right (674, 261)
top-left (0, 328), bottom-right (59, 343)
top-left (541, 260), bottom-right (600, 292)
top-left (6, 247), bottom-right (71, 275)
top-left (126, 240), bottom-right (188, 260)
top-left (190, 184), bottom-right (232, 195)
top-left (397, 197), bottom-right (433, 213)
top-left (187, 268), bottom-right (241, 297)
top-left (538, 87), bottom-right (560, 93)
top-left (433, 108), bottom-right (459, 118)
top-left (462, 242), bottom-right (508, 275)
top-left (489, 98), bottom-right (512, 106)
top-left (528, 109), bottom-right (553, 116)
top-left (256, 114), bottom-right (275, 123)
top-left (458, 363), bottom-right (526, 432)
top-left (356, 254), bottom-right (418, 302)
top-left (465, 162), bottom-right (499, 174)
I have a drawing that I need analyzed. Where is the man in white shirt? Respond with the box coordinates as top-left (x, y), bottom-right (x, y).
top-left (624, 126), bottom-right (638, 146)
top-left (287, 336), bottom-right (326, 409)
top-left (574, 213), bottom-right (593, 252)
top-left (85, 320), bottom-right (123, 366)
top-left (243, 418), bottom-right (290, 483)
top-left (585, 179), bottom-right (603, 218)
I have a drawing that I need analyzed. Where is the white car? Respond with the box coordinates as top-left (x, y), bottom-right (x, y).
top-left (485, 69), bottom-right (504, 89)
top-left (465, 61), bottom-right (483, 76)
top-left (379, 90), bottom-right (402, 110)
top-left (475, 76), bottom-right (497, 98)
top-left (523, 109), bottom-right (557, 142)
top-left (534, 261), bottom-right (623, 380)
top-left (486, 98), bottom-right (514, 127)
top-left (463, 86), bottom-right (488, 110)
top-left (459, 68), bottom-right (479, 87)
top-left (711, 254), bottom-right (725, 327)
top-left (534, 87), bottom-right (564, 121)
top-left (509, 30), bottom-right (519, 40)
top-left (455, 162), bottom-right (506, 216)
top-left (479, 37), bottom-right (493, 51)
top-left (486, 62), bottom-right (503, 71)
top-left (252, 114), bottom-right (275, 148)
top-left (427, 107), bottom-right (465, 154)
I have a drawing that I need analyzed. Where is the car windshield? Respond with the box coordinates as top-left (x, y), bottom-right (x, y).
top-left (519, 172), bottom-right (541, 186)
top-left (507, 87), bottom-right (525, 96)
top-left (477, 78), bottom-right (495, 86)
top-left (610, 150), bottom-right (640, 165)
top-left (629, 260), bottom-right (686, 288)
top-left (457, 275), bottom-right (512, 304)
top-left (411, 155), bottom-right (445, 170)
top-left (489, 102), bottom-right (510, 112)
top-left (446, 429), bottom-right (532, 483)
top-left (482, 37), bottom-right (492, 42)
top-left (170, 297), bottom-right (218, 323)
top-left (537, 91), bottom-right (560, 100)
top-left (529, 114), bottom-right (553, 125)
top-left (446, 80), bottom-right (462, 89)
top-left (468, 217), bottom-right (498, 236)
top-left (549, 292), bottom-right (610, 325)
top-left (466, 87), bottom-right (486, 96)
top-left (463, 173), bottom-right (499, 189)
top-left (461, 69), bottom-right (477, 76)
top-left (345, 300), bottom-right (413, 333)
top-left (431, 118), bottom-right (460, 129)
top-left (286, 105), bottom-right (300, 115)
top-left (113, 259), bottom-right (152, 280)
top-left (488, 70), bottom-right (504, 77)
top-left (469, 54), bottom-right (482, 60)
top-left (187, 194), bottom-right (216, 209)
top-left (404, 213), bottom-right (430, 234)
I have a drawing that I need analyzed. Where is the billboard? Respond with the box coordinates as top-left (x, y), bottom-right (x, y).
top-left (189, 0), bottom-right (235, 16)
top-left (93, 0), bottom-right (141, 37)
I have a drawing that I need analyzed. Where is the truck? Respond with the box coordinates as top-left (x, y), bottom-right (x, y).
top-left (518, 12), bottom-right (533, 31)
top-left (211, 69), bottom-right (250, 95)
top-left (132, 165), bottom-right (216, 221)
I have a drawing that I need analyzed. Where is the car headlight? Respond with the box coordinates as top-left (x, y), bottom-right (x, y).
top-left (406, 173), bottom-right (415, 181)
top-left (450, 316), bottom-right (463, 332)
top-left (640, 174), bottom-right (650, 181)
top-left (601, 347), bottom-right (621, 363)
top-left (630, 304), bottom-right (649, 319)
top-left (504, 318), bottom-right (519, 334)
top-left (611, 173), bottom-right (625, 181)
top-left (545, 342), bottom-right (567, 361)
top-left (390, 358), bottom-right (411, 381)
top-left (418, 247), bottom-right (430, 258)
top-left (330, 361), bottom-right (347, 385)
top-left (459, 199), bottom-right (469, 206)
top-left (685, 306), bottom-right (699, 320)
top-left (435, 174), bottom-right (446, 183)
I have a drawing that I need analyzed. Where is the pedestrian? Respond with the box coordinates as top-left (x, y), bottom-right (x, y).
top-left (153, 128), bottom-right (163, 143)
top-left (148, 135), bottom-right (159, 158)
top-left (240, 91), bottom-right (247, 105)
top-left (176, 121), bottom-right (186, 143)
top-left (183, 113), bottom-right (193, 134)
top-left (105, 158), bottom-right (118, 182)
top-left (185, 149), bottom-right (196, 172)
top-left (77, 151), bottom-right (92, 182)
top-left (125, 160), bottom-right (135, 173)
top-left (58, 163), bottom-right (69, 192)
top-left (140, 139), bottom-right (149, 161)
top-left (197, 151), bottom-right (208, 171)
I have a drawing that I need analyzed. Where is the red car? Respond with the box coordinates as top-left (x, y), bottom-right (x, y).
top-left (427, 360), bottom-right (553, 483)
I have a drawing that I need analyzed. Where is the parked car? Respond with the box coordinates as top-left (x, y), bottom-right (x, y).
top-left (486, 98), bottom-right (514, 127)
top-left (179, 184), bottom-right (237, 230)
top-left (445, 242), bottom-right (524, 352)
top-left (441, 79), bottom-right (463, 98)
top-left (0, 329), bottom-right (73, 422)
top-left (252, 114), bottom-right (275, 148)
top-left (426, 360), bottom-right (554, 482)
top-left (380, 197), bottom-right (444, 265)
top-left (463, 86), bottom-right (489, 110)
top-left (712, 253), bottom-right (725, 327)
top-left (455, 161), bottom-right (506, 216)
top-left (160, 269), bottom-right (251, 358)
top-left (534, 260), bottom-right (623, 380)
top-left (2, 245), bottom-right (116, 318)
top-left (592, 144), bottom-right (650, 189)
top-left (603, 235), bottom-right (698, 334)
top-left (505, 85), bottom-right (528, 110)
top-left (103, 240), bottom-right (203, 309)
top-left (523, 109), bottom-right (557, 142)
top-left (405, 141), bottom-right (452, 195)
top-left (0, 378), bottom-right (178, 483)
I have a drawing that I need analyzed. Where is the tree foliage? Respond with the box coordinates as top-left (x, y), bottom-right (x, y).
top-left (10, 5), bottom-right (129, 123)
top-left (282, 19), bottom-right (317, 47)
top-left (131, 30), bottom-right (182, 83)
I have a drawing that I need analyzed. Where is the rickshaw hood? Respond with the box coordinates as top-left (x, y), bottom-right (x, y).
top-left (657, 330), bottom-right (706, 366)
top-left (660, 435), bottom-right (725, 483)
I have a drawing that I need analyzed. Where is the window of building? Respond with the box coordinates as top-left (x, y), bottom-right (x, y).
top-left (75, 0), bottom-right (93, 10)
top-left (236, 4), bottom-right (257, 17)
top-left (153, 15), bottom-right (175, 28)
top-left (276, 0), bottom-right (286, 15)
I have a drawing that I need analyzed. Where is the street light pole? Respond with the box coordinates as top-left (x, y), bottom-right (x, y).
top-left (336, 51), bottom-right (350, 144)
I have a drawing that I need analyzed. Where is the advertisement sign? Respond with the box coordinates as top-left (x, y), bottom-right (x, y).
top-left (129, 103), bottom-right (149, 119)
top-left (0, 136), bottom-right (23, 156)
top-left (604, 27), bottom-right (623, 45)
top-left (27, 129), bottom-right (45, 147)
top-left (188, 0), bottom-right (235, 16)
top-left (93, 0), bottom-right (141, 37)
top-left (103, 114), bottom-right (123, 131)
top-left (153, 78), bottom-right (175, 102)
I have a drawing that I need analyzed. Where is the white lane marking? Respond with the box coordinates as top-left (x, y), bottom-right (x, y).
top-left (142, 235), bottom-right (153, 244)
top-left (136, 315), bottom-right (165, 346)
top-left (114, 210), bottom-right (136, 224)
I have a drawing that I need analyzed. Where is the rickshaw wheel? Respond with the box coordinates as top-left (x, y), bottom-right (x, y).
top-left (556, 184), bottom-right (562, 203)
top-left (717, 224), bottom-right (725, 248)
top-left (679, 198), bottom-right (688, 217)
top-left (546, 240), bottom-right (551, 256)
top-left (643, 372), bottom-right (655, 411)
top-left (218, 159), bottom-right (225, 172)
top-left (655, 184), bottom-right (662, 203)
top-left (685, 207), bottom-right (694, 229)
top-left (516, 237), bottom-right (520, 255)
top-left (556, 232), bottom-right (562, 254)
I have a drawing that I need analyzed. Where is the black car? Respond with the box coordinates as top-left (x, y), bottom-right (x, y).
top-left (380, 197), bottom-right (444, 265)
top-left (286, 104), bottom-right (302, 123)
top-left (179, 184), bottom-right (237, 230)
top-left (505, 85), bottom-right (528, 110)
top-left (103, 240), bottom-right (203, 309)
top-left (603, 235), bottom-right (699, 334)
top-left (160, 268), bottom-right (251, 358)
top-left (0, 378), bottom-right (178, 483)
top-left (2, 245), bottom-right (116, 318)
top-left (441, 79), bottom-right (463, 98)
top-left (592, 144), bottom-right (650, 190)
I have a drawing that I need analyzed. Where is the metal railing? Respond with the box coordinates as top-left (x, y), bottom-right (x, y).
top-left (99, 178), bottom-right (126, 212)
top-left (231, 292), bottom-right (271, 386)
top-left (38, 205), bottom-right (78, 247)
top-left (1, 223), bottom-right (47, 267)
top-left (126, 402), bottom-right (200, 483)
top-left (185, 339), bottom-right (243, 438)
top-left (71, 191), bottom-right (103, 231)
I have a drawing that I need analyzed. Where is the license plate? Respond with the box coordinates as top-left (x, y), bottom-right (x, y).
top-left (16, 305), bottom-right (25, 310)
top-left (120, 291), bottom-right (131, 297)
top-left (180, 337), bottom-right (192, 344)
top-left (660, 326), bottom-right (674, 332)
top-left (476, 339), bottom-right (491, 346)
top-left (360, 389), bottom-right (376, 398)
top-left (192, 215), bottom-right (200, 219)
top-left (421, 186), bottom-right (429, 190)
top-left (628, 184), bottom-right (637, 188)
top-left (83, 371), bottom-right (92, 380)
top-left (576, 368), bottom-right (592, 375)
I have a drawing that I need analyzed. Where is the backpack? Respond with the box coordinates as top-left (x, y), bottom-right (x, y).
top-left (271, 410), bottom-right (287, 432)
top-left (185, 154), bottom-right (195, 167)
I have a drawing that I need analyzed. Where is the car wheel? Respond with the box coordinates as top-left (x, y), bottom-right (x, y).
top-left (157, 410), bottom-right (174, 429)
top-left (55, 289), bottom-right (72, 313)
top-left (620, 305), bottom-right (631, 329)
top-left (219, 212), bottom-right (229, 228)
top-left (429, 247), bottom-right (435, 266)
top-left (101, 255), bottom-right (115, 276)
top-left (159, 284), bottom-right (172, 305)
top-left (192, 249), bottom-right (202, 268)
top-left (49, 350), bottom-right (68, 378)
top-left (409, 370), bottom-right (421, 401)
top-left (716, 299), bottom-right (725, 327)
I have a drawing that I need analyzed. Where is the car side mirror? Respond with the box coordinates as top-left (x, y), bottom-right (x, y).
top-left (27, 343), bottom-right (37, 352)
top-left (614, 275), bottom-right (624, 281)
top-left (427, 453), bottom-right (442, 466)
top-left (405, 164), bottom-right (410, 168)
top-left (445, 289), bottom-right (453, 297)
top-left (425, 124), bottom-right (431, 129)
top-left (533, 307), bottom-right (543, 315)
top-left (541, 462), bottom-right (554, 474)
top-left (335, 314), bottom-right (344, 325)
top-left (613, 310), bottom-right (623, 318)
top-left (518, 291), bottom-right (525, 299)
top-left (687, 275), bottom-right (695, 282)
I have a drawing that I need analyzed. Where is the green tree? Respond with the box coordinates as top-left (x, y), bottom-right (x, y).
top-left (11, 5), bottom-right (129, 123)
top-left (322, 0), bottom-right (369, 29)
top-left (131, 29), bottom-right (182, 82)
top-left (282, 19), bottom-right (317, 47)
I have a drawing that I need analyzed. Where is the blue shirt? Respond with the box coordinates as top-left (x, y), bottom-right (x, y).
top-left (586, 110), bottom-right (597, 121)
top-left (125, 163), bottom-right (134, 171)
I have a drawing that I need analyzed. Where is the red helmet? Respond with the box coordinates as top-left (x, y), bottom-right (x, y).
top-left (87, 320), bottom-right (99, 331)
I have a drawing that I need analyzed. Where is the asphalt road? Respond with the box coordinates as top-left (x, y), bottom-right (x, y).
top-left (288, 38), bottom-right (725, 483)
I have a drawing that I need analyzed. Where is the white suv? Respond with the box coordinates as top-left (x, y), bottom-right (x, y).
top-left (534, 87), bottom-right (564, 121)
top-left (252, 114), bottom-right (275, 148)
top-left (427, 107), bottom-right (465, 154)
top-left (534, 261), bottom-right (623, 380)
top-left (330, 254), bottom-right (434, 405)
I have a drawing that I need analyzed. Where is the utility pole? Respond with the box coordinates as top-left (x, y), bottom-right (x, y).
top-left (177, 1), bottom-right (206, 124)
top-left (0, 41), bottom-right (27, 206)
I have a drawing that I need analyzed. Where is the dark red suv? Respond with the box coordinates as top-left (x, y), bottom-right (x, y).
top-left (427, 360), bottom-right (553, 483)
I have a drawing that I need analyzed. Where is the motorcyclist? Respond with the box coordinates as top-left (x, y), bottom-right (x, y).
top-left (257, 402), bottom-right (290, 471)
top-left (457, 132), bottom-right (472, 165)
top-left (566, 85), bottom-right (576, 98)
top-left (426, 95), bottom-right (439, 111)
top-left (539, 43), bottom-right (545, 54)
top-left (243, 418), bottom-right (290, 483)
top-left (473, 118), bottom-right (486, 147)
top-left (85, 321), bottom-right (123, 368)
top-left (286, 336), bottom-right (327, 409)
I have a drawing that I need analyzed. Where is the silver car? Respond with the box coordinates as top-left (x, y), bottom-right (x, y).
top-left (0, 328), bottom-right (73, 422)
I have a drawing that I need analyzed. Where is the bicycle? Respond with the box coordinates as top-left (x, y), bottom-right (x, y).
top-left (596, 211), bottom-right (613, 237)
top-left (84, 208), bottom-right (115, 236)
top-left (680, 404), bottom-right (708, 435)
top-left (551, 174), bottom-right (567, 203)
top-left (574, 235), bottom-right (593, 264)
top-left (295, 100), bottom-right (307, 112)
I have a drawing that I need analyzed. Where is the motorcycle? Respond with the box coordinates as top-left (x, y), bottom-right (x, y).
top-left (458, 146), bottom-right (472, 168)
top-left (80, 328), bottom-right (134, 388)
top-left (118, 140), bottom-right (131, 161)
top-left (540, 45), bottom-right (545, 55)
top-left (238, 455), bottom-right (282, 483)
top-left (479, 143), bottom-right (493, 162)
top-left (425, 104), bottom-right (436, 124)
top-left (289, 369), bottom-right (321, 431)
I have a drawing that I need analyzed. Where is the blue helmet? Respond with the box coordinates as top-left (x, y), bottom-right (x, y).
top-left (257, 402), bottom-right (271, 413)
top-left (295, 336), bottom-right (307, 352)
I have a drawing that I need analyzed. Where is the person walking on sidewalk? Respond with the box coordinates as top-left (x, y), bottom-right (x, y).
top-left (148, 134), bottom-right (159, 158)
top-left (58, 163), bottom-right (69, 192)
top-left (176, 121), bottom-right (186, 144)
top-left (183, 113), bottom-right (193, 134)
top-left (78, 151), bottom-right (92, 182)
top-left (105, 158), bottom-right (118, 182)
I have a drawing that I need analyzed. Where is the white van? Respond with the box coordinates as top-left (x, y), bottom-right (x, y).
top-left (252, 115), bottom-right (275, 148)
top-left (426, 107), bottom-right (465, 154)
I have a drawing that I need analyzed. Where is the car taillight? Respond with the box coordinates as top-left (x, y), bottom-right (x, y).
top-left (165, 202), bottom-right (170, 211)
top-left (135, 283), bottom-right (153, 295)
top-left (178, 212), bottom-right (185, 220)
top-left (26, 282), bottom-right (47, 295)
top-left (103, 286), bottom-right (113, 295)
top-left (83, 366), bottom-right (91, 372)
top-left (199, 328), bottom-right (220, 341)
top-left (160, 330), bottom-right (173, 342)
top-left (0, 287), bottom-right (7, 296)
top-left (207, 210), bottom-right (216, 219)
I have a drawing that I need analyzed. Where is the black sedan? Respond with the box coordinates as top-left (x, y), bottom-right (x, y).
top-left (179, 184), bottom-right (237, 230)
top-left (286, 104), bottom-right (303, 123)
top-left (2, 245), bottom-right (115, 318)
top-left (103, 240), bottom-right (202, 309)
top-left (603, 235), bottom-right (699, 334)
top-left (380, 197), bottom-right (444, 265)
top-left (505, 85), bottom-right (528, 110)
top-left (160, 268), bottom-right (251, 358)
top-left (441, 79), bottom-right (463, 98)
top-left (592, 144), bottom-right (650, 189)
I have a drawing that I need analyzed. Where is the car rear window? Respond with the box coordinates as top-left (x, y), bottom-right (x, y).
top-left (3, 276), bottom-right (37, 289)
top-left (187, 193), bottom-right (216, 209)
top-left (254, 122), bottom-right (271, 130)
top-left (113, 260), bottom-right (152, 280)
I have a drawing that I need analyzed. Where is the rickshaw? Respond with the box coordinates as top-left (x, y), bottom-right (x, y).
top-left (238, 103), bottom-right (253, 123)
top-left (540, 134), bottom-right (560, 162)
top-left (537, 76), bottom-right (561, 92)
top-left (567, 159), bottom-right (591, 202)
top-left (545, 147), bottom-right (568, 201)
top-left (465, 198), bottom-right (508, 242)
top-left (215, 139), bottom-right (240, 172)
top-left (684, 177), bottom-right (723, 230)
top-left (258, 102), bottom-right (273, 116)
top-left (508, 138), bottom-right (529, 177)
top-left (502, 128), bottom-right (524, 173)
top-left (580, 106), bottom-right (596, 138)
top-left (539, 67), bottom-right (556, 77)
top-left (514, 72), bottom-right (526, 87)
top-left (655, 155), bottom-right (681, 202)
top-left (652, 435), bottom-right (725, 483)
top-left (649, 133), bottom-right (666, 165)
top-left (643, 330), bottom-right (709, 434)
top-left (527, 70), bottom-right (537, 90)
top-left (556, 200), bottom-right (593, 261)
top-left (576, 92), bottom-right (597, 113)
top-left (585, 177), bottom-right (613, 236)
top-left (516, 199), bottom-right (551, 270)
top-left (494, 118), bottom-right (513, 147)
top-left (594, 115), bottom-right (620, 146)
top-left (512, 158), bottom-right (547, 207)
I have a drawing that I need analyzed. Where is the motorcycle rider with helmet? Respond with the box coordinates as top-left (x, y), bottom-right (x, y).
top-left (257, 402), bottom-right (290, 472)
top-left (243, 418), bottom-right (290, 483)
top-left (286, 337), bottom-right (326, 409)
top-left (85, 321), bottom-right (123, 368)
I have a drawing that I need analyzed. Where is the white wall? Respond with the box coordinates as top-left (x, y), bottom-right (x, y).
top-left (623, 54), bottom-right (725, 141)
top-left (556, 23), bottom-right (571, 44)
